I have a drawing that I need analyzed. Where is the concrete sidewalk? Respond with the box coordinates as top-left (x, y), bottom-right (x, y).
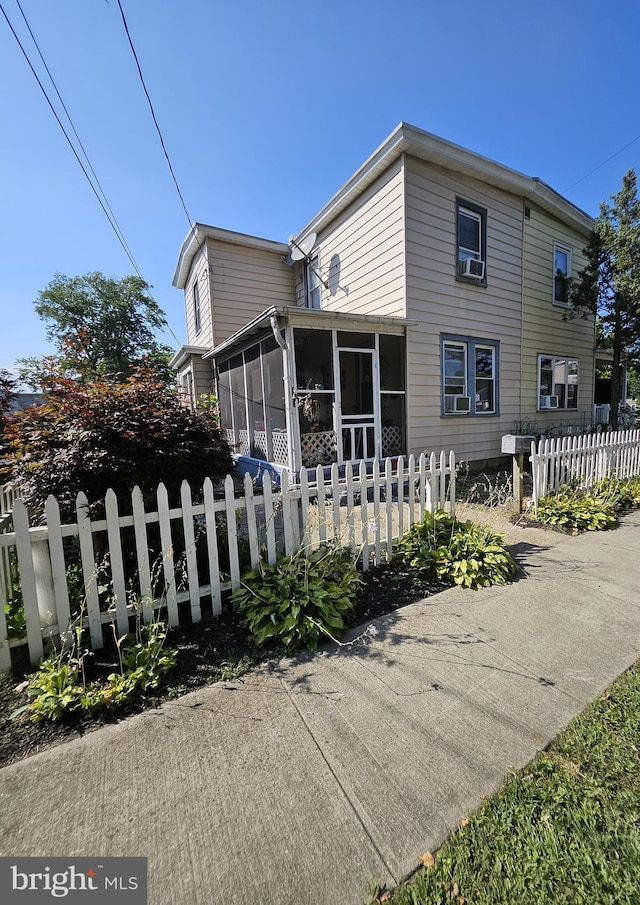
top-left (1, 511), bottom-right (639, 904)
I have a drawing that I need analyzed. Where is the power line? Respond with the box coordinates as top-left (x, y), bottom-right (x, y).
top-left (564, 133), bottom-right (640, 193)
top-left (0, 1), bottom-right (145, 279)
top-left (114, 0), bottom-right (207, 352)
top-left (13, 0), bottom-right (141, 279)
top-left (115, 0), bottom-right (193, 230)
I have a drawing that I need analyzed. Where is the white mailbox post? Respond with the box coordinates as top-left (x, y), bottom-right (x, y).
top-left (501, 435), bottom-right (536, 513)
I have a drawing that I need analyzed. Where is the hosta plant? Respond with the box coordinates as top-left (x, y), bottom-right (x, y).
top-left (592, 477), bottom-right (640, 512)
top-left (18, 617), bottom-right (176, 722)
top-left (232, 544), bottom-right (361, 652)
top-left (396, 510), bottom-right (518, 589)
top-left (535, 486), bottom-right (617, 533)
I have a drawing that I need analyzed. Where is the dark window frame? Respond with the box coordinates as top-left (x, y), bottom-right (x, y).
top-left (193, 279), bottom-right (201, 334)
top-left (440, 333), bottom-right (500, 417)
top-left (553, 242), bottom-right (572, 306)
top-left (455, 197), bottom-right (488, 287)
top-left (537, 354), bottom-right (579, 410)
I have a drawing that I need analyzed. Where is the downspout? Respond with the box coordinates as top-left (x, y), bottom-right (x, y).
top-left (270, 316), bottom-right (287, 350)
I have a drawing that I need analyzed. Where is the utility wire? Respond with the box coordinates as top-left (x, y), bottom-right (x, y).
top-left (564, 133), bottom-right (640, 193)
top-left (13, 0), bottom-right (141, 279)
top-left (0, 1), bottom-right (145, 279)
top-left (115, 0), bottom-right (193, 231)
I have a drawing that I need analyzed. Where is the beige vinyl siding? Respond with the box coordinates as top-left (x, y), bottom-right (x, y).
top-left (191, 355), bottom-right (214, 399)
top-left (404, 156), bottom-right (523, 462)
top-left (296, 159), bottom-right (406, 318)
top-left (522, 205), bottom-right (594, 427)
top-left (208, 239), bottom-right (295, 346)
top-left (185, 244), bottom-right (212, 347)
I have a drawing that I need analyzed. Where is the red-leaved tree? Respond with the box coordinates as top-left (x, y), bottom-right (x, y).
top-left (1, 363), bottom-right (231, 520)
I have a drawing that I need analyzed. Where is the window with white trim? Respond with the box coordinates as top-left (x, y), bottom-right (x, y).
top-left (538, 355), bottom-right (579, 409)
top-left (305, 255), bottom-right (322, 309)
top-left (553, 242), bottom-right (572, 305)
top-left (193, 279), bottom-right (201, 334)
top-left (442, 336), bottom-right (498, 415)
top-left (180, 370), bottom-right (194, 408)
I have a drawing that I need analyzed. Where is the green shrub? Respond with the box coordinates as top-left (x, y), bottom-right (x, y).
top-left (232, 544), bottom-right (361, 652)
top-left (396, 511), bottom-right (518, 589)
top-left (536, 485), bottom-right (617, 532)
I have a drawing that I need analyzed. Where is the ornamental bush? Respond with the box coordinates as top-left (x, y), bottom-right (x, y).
top-left (1, 364), bottom-right (231, 519)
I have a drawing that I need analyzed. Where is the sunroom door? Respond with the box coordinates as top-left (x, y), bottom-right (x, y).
top-left (337, 348), bottom-right (379, 462)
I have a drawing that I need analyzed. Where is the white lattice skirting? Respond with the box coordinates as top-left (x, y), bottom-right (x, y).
top-left (271, 430), bottom-right (289, 465)
top-left (301, 430), bottom-right (337, 467)
top-left (382, 425), bottom-right (404, 456)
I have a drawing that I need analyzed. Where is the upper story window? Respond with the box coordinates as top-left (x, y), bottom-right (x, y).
top-left (553, 242), bottom-right (572, 305)
top-left (193, 280), bottom-right (201, 334)
top-left (538, 355), bottom-right (579, 410)
top-left (456, 199), bottom-right (487, 284)
top-left (442, 335), bottom-right (498, 415)
top-left (305, 255), bottom-right (322, 309)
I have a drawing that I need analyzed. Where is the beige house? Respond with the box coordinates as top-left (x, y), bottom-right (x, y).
top-left (171, 123), bottom-right (595, 478)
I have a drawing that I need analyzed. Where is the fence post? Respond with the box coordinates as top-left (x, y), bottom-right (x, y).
top-left (449, 450), bottom-right (456, 518)
top-left (12, 500), bottom-right (44, 664)
top-left (44, 495), bottom-right (72, 648)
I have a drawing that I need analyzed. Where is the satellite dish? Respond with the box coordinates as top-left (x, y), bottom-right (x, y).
top-left (288, 232), bottom-right (317, 261)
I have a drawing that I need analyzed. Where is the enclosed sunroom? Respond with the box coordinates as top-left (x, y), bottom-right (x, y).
top-left (211, 306), bottom-right (409, 478)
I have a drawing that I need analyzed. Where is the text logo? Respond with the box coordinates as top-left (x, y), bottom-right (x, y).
top-left (0, 858), bottom-right (147, 903)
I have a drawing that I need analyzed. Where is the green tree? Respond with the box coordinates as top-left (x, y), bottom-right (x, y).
top-left (1, 364), bottom-right (231, 519)
top-left (0, 368), bottom-right (17, 413)
top-left (627, 364), bottom-right (640, 403)
top-left (23, 272), bottom-right (173, 385)
top-left (568, 170), bottom-right (640, 429)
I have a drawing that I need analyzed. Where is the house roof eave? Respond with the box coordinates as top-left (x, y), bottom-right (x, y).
top-left (292, 122), bottom-right (594, 244)
top-left (172, 224), bottom-right (290, 290)
top-left (170, 344), bottom-right (211, 369)
top-left (205, 306), bottom-right (416, 362)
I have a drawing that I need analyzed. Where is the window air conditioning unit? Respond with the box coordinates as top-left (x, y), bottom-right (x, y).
top-left (445, 394), bottom-right (471, 414)
top-left (540, 395), bottom-right (559, 409)
top-left (460, 258), bottom-right (485, 280)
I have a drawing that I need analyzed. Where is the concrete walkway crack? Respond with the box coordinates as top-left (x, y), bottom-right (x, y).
top-left (277, 675), bottom-right (399, 886)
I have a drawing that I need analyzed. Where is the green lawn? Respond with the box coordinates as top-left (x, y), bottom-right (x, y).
top-left (380, 660), bottom-right (640, 905)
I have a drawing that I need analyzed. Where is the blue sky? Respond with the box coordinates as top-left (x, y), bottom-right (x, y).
top-left (2, 0), bottom-right (640, 375)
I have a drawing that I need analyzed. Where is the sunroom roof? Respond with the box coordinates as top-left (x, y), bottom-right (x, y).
top-left (206, 306), bottom-right (414, 361)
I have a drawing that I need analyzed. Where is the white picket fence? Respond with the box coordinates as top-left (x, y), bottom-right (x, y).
top-left (530, 428), bottom-right (640, 511)
top-left (0, 451), bottom-right (456, 670)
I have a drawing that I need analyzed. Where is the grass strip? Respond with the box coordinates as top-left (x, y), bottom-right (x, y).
top-left (380, 659), bottom-right (640, 905)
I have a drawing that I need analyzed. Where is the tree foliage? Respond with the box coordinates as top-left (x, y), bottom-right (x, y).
top-left (0, 368), bottom-right (17, 413)
top-left (1, 364), bottom-right (232, 519)
top-left (24, 272), bottom-right (174, 385)
top-left (568, 169), bottom-right (640, 427)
